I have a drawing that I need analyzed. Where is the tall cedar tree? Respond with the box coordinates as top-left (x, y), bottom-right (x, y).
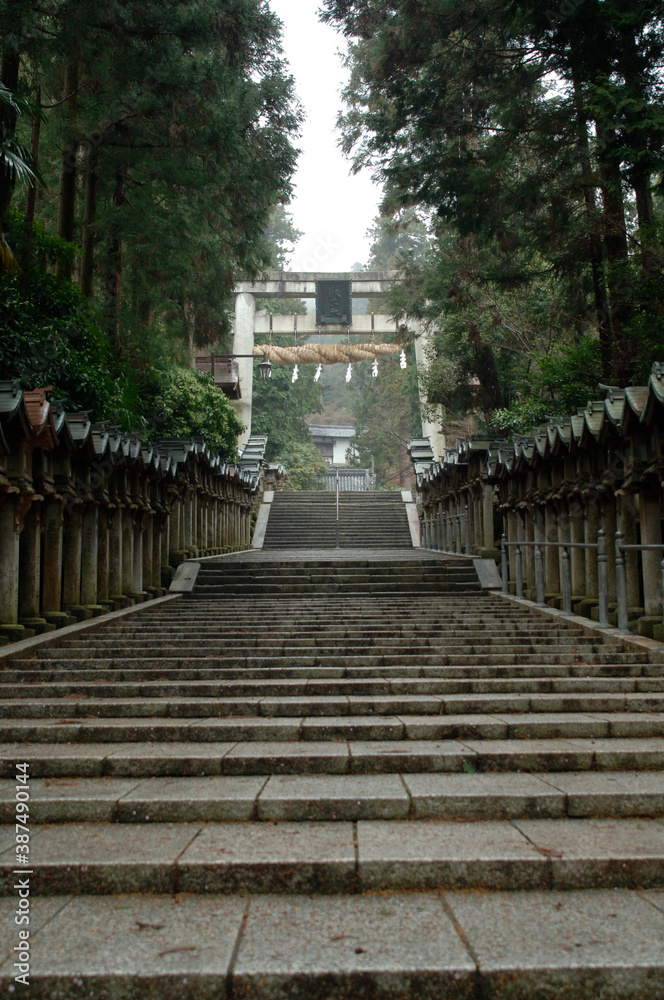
top-left (1, 0), bottom-right (300, 361)
top-left (322, 0), bottom-right (664, 388)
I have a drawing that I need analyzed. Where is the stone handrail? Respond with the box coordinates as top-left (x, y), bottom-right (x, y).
top-left (501, 532), bottom-right (610, 627)
top-left (409, 362), bottom-right (664, 641)
top-left (421, 507), bottom-right (471, 556)
top-left (0, 383), bottom-right (265, 642)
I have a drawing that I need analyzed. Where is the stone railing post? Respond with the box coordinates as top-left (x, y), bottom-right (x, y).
top-left (121, 505), bottom-right (134, 602)
top-left (507, 510), bottom-right (518, 592)
top-left (570, 500), bottom-right (585, 599)
top-left (585, 497), bottom-right (600, 602)
top-left (615, 531), bottom-right (630, 633)
top-left (534, 542), bottom-right (546, 606)
top-left (515, 541), bottom-right (523, 599)
top-left (18, 503), bottom-right (43, 628)
top-left (62, 506), bottom-right (83, 614)
top-left (132, 512), bottom-right (144, 598)
top-left (483, 484), bottom-right (495, 550)
top-left (561, 543), bottom-right (572, 615)
top-left (557, 501), bottom-right (571, 610)
top-left (640, 490), bottom-right (663, 617)
top-left (597, 529), bottom-right (610, 627)
top-left (143, 510), bottom-right (154, 594)
top-left (544, 502), bottom-right (560, 597)
top-left (617, 495), bottom-right (640, 610)
top-left (108, 508), bottom-right (124, 607)
top-left (42, 499), bottom-right (66, 621)
top-left (183, 487), bottom-right (194, 555)
top-left (602, 496), bottom-right (617, 603)
top-left (501, 534), bottom-right (509, 594)
top-left (525, 513), bottom-right (535, 600)
top-left (97, 507), bottom-right (110, 606)
top-left (0, 497), bottom-right (21, 631)
top-left (80, 502), bottom-right (99, 608)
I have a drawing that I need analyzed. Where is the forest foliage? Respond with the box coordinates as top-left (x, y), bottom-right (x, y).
top-left (0, 0), bottom-right (300, 456)
top-left (323, 0), bottom-right (664, 435)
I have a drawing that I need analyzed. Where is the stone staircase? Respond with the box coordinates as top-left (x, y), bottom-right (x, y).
top-left (193, 556), bottom-right (480, 597)
top-left (1, 552), bottom-right (664, 996)
top-left (262, 490), bottom-right (414, 548)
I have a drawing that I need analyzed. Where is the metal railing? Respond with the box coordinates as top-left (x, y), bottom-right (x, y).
top-left (336, 469), bottom-right (340, 523)
top-left (615, 534), bottom-right (664, 634)
top-left (500, 531), bottom-right (610, 627)
top-left (321, 469), bottom-right (375, 492)
top-left (421, 508), bottom-right (471, 556)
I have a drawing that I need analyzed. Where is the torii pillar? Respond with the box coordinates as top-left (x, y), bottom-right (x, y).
top-left (413, 319), bottom-right (447, 462)
top-left (233, 292), bottom-right (255, 450)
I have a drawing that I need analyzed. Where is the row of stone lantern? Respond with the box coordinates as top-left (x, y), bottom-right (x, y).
top-left (410, 363), bottom-right (664, 641)
top-left (0, 383), bottom-right (264, 642)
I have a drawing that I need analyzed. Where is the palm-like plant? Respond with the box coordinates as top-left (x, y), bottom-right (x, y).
top-left (0, 83), bottom-right (43, 271)
top-left (0, 84), bottom-right (39, 185)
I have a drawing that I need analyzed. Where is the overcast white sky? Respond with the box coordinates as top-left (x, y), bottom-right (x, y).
top-left (269, 0), bottom-right (383, 272)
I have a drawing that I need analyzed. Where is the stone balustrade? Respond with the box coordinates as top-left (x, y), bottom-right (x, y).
top-left (410, 363), bottom-right (664, 641)
top-left (0, 383), bottom-right (264, 642)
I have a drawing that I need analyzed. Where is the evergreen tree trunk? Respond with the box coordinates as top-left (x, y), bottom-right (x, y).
top-left (107, 236), bottom-right (122, 351)
top-left (595, 136), bottom-right (636, 385)
top-left (468, 325), bottom-right (503, 413)
top-left (618, 29), bottom-right (656, 235)
top-left (183, 299), bottom-right (197, 367)
top-left (633, 180), bottom-right (655, 232)
top-left (572, 79), bottom-right (614, 382)
top-left (80, 146), bottom-right (98, 298)
top-left (55, 56), bottom-right (79, 279)
top-left (20, 93), bottom-right (41, 292)
top-left (105, 168), bottom-right (125, 352)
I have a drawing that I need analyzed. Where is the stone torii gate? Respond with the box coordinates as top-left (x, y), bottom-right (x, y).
top-left (232, 270), bottom-right (446, 457)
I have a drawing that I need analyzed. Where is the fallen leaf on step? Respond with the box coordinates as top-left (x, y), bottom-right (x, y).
top-left (534, 846), bottom-right (563, 858)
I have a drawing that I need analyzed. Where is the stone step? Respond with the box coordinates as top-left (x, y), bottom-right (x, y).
top-left (27, 639), bottom-right (618, 658)
top-left (8, 663), bottom-right (658, 682)
top-left (196, 580), bottom-right (477, 590)
top-left (106, 597), bottom-right (540, 608)
top-left (259, 540), bottom-right (419, 546)
top-left (193, 586), bottom-right (481, 595)
top-left (4, 540), bottom-right (663, 994)
top-left (79, 623), bottom-right (596, 636)
top-left (42, 619), bottom-right (550, 632)
top-left (3, 888), bottom-right (662, 999)
top-left (5, 676), bottom-right (663, 698)
top-left (52, 625), bottom-right (600, 640)
top-left (215, 531), bottom-right (417, 538)
top-left (44, 640), bottom-right (608, 657)
top-left (12, 654), bottom-right (648, 672)
top-left (192, 579), bottom-right (478, 590)
top-left (3, 736), bottom-right (664, 774)
top-left (3, 691), bottom-right (664, 719)
top-left (3, 666), bottom-right (657, 684)
top-left (2, 771), bottom-right (664, 825)
top-left (31, 627), bottom-right (605, 640)
top-left (2, 817), bottom-right (664, 896)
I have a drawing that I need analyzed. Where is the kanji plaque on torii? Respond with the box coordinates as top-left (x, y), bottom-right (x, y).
top-left (315, 279), bottom-right (352, 326)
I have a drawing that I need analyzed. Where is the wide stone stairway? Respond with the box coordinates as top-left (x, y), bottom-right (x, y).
top-left (1, 549), bottom-right (664, 997)
top-left (262, 490), bottom-right (414, 548)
